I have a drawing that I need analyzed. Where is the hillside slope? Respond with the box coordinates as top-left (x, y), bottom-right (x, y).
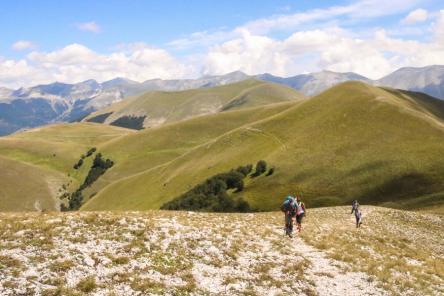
top-left (0, 123), bottom-right (134, 211)
top-left (80, 102), bottom-right (301, 201)
top-left (0, 156), bottom-right (66, 211)
top-left (83, 79), bottom-right (305, 129)
top-left (83, 81), bottom-right (444, 211)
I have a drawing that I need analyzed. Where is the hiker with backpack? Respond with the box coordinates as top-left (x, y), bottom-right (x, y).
top-left (295, 196), bottom-right (306, 233)
top-left (280, 195), bottom-right (297, 237)
top-left (351, 200), bottom-right (362, 228)
top-left (351, 200), bottom-right (359, 214)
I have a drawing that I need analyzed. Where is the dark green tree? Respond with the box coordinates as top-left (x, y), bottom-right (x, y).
top-left (235, 164), bottom-right (253, 177)
top-left (86, 147), bottom-right (97, 157)
top-left (266, 167), bottom-right (275, 176)
top-left (73, 158), bottom-right (83, 169)
top-left (252, 160), bottom-right (267, 177)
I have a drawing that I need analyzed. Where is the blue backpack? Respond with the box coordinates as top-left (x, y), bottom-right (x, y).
top-left (280, 196), bottom-right (295, 212)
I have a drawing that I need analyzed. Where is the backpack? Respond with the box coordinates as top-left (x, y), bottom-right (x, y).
top-left (280, 196), bottom-right (294, 212)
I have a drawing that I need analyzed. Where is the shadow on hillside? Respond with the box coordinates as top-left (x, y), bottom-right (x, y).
top-left (345, 161), bottom-right (393, 177)
top-left (290, 168), bottom-right (322, 183)
top-left (358, 172), bottom-right (437, 204)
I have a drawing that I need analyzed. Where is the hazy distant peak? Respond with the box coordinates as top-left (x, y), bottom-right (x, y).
top-left (102, 77), bottom-right (139, 87)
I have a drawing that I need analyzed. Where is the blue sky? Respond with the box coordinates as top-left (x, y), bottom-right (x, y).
top-left (0, 0), bottom-right (443, 87)
top-left (1, 1), bottom-right (332, 56)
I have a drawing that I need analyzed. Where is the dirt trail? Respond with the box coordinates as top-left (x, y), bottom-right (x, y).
top-left (291, 234), bottom-right (387, 296)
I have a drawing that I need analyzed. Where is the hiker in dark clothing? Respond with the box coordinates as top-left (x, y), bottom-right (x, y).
top-left (355, 207), bottom-right (363, 228)
top-left (351, 200), bottom-right (359, 214)
top-left (351, 200), bottom-right (362, 227)
top-left (281, 196), bottom-right (296, 237)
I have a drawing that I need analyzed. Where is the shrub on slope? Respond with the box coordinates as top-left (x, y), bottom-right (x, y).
top-left (161, 167), bottom-right (252, 212)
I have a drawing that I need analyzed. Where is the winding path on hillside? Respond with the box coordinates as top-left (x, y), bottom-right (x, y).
top-left (244, 127), bottom-right (288, 150)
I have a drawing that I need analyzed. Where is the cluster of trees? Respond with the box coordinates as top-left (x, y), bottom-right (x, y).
top-left (161, 163), bottom-right (266, 212)
top-left (62, 153), bottom-right (114, 211)
top-left (81, 153), bottom-right (114, 190)
top-left (73, 147), bottom-right (97, 170)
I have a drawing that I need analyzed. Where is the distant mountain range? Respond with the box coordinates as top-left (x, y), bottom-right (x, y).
top-left (1, 65), bottom-right (443, 135)
top-left (256, 71), bottom-right (371, 96)
top-left (0, 72), bottom-right (250, 135)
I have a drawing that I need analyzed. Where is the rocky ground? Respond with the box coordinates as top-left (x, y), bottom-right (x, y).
top-left (0, 207), bottom-right (442, 295)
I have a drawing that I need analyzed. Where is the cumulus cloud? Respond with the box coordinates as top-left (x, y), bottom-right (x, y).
top-left (11, 40), bottom-right (37, 51)
top-left (201, 28), bottom-right (393, 79)
top-left (0, 43), bottom-right (189, 88)
top-left (402, 8), bottom-right (428, 24)
top-left (201, 19), bottom-right (444, 80)
top-left (76, 21), bottom-right (101, 33)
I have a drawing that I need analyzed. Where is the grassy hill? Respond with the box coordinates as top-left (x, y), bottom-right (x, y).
top-left (2, 81), bottom-right (444, 212)
top-left (83, 79), bottom-right (305, 129)
top-left (0, 123), bottom-right (134, 211)
top-left (0, 156), bottom-right (66, 211)
top-left (83, 81), bottom-right (444, 211)
top-left (79, 101), bottom-right (302, 202)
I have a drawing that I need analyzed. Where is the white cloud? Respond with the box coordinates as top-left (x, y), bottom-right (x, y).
top-left (168, 30), bottom-right (238, 50)
top-left (76, 21), bottom-right (101, 33)
top-left (433, 10), bottom-right (444, 43)
top-left (202, 29), bottom-right (290, 76)
top-left (11, 40), bottom-right (37, 51)
top-left (201, 28), bottom-right (394, 79)
top-left (0, 44), bottom-right (189, 88)
top-left (402, 8), bottom-right (428, 24)
top-left (242, 0), bottom-right (420, 34)
top-left (201, 18), bottom-right (444, 81)
top-left (167, 0), bottom-right (423, 58)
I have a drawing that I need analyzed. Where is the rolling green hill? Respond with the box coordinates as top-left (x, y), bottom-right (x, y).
top-left (2, 81), bottom-right (444, 212)
top-left (83, 79), bottom-right (305, 129)
top-left (0, 155), bottom-right (67, 211)
top-left (83, 81), bottom-right (444, 211)
top-left (80, 101), bottom-right (302, 202)
top-left (0, 123), bottom-right (134, 211)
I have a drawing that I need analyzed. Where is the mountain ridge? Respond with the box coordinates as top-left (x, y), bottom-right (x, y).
top-left (83, 79), bottom-right (306, 129)
top-left (1, 65), bottom-right (444, 136)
